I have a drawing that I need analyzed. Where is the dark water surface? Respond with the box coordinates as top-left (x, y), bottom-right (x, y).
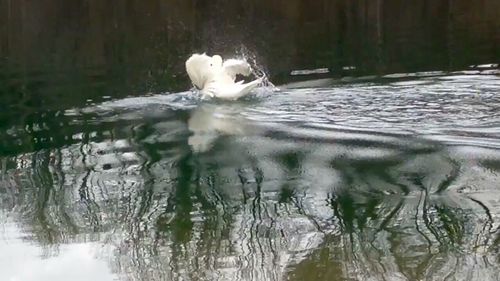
top-left (1, 1), bottom-right (500, 281)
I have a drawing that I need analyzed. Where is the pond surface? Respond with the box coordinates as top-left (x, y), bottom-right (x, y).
top-left (1, 69), bottom-right (500, 281)
top-left (1, 1), bottom-right (500, 280)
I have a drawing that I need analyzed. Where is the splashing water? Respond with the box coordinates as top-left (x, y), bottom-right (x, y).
top-left (236, 46), bottom-right (279, 90)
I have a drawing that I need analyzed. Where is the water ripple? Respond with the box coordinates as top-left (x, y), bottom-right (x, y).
top-left (1, 72), bottom-right (500, 280)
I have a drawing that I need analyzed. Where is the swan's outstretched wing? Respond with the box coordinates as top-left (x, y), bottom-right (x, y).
top-left (222, 59), bottom-right (252, 80)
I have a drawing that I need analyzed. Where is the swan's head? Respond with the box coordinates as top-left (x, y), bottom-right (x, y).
top-left (185, 53), bottom-right (223, 89)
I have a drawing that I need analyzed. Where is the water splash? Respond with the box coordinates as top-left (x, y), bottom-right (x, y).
top-left (236, 46), bottom-right (279, 90)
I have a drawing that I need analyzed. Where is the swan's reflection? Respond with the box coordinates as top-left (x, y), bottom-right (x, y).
top-left (188, 102), bottom-right (259, 153)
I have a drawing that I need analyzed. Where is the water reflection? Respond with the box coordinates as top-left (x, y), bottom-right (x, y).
top-left (1, 72), bottom-right (500, 280)
top-left (0, 218), bottom-right (117, 281)
top-left (188, 103), bottom-right (253, 153)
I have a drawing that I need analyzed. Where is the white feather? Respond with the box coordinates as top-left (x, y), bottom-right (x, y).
top-left (185, 53), bottom-right (262, 100)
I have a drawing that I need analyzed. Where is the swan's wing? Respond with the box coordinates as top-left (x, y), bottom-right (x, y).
top-left (214, 78), bottom-right (263, 100)
top-left (222, 59), bottom-right (252, 80)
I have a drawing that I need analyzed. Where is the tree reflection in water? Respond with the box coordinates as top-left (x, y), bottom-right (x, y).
top-left (1, 79), bottom-right (500, 280)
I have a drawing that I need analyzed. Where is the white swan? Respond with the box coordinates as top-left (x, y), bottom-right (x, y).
top-left (185, 53), bottom-right (262, 100)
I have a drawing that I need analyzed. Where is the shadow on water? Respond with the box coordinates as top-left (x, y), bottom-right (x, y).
top-left (1, 0), bottom-right (500, 280)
